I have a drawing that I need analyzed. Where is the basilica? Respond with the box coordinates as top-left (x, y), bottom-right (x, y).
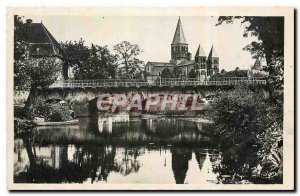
top-left (146, 17), bottom-right (219, 83)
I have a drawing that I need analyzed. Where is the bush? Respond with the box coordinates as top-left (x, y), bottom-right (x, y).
top-left (35, 101), bottom-right (74, 122)
top-left (206, 84), bottom-right (283, 183)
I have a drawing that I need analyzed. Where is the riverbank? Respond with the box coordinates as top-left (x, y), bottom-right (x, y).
top-left (14, 118), bottom-right (36, 134)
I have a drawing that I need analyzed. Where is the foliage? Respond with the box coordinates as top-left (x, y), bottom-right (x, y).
top-left (188, 69), bottom-right (198, 78)
top-left (61, 40), bottom-right (118, 80)
top-left (61, 39), bottom-right (90, 69)
top-left (14, 16), bottom-right (29, 62)
top-left (252, 128), bottom-right (283, 183)
top-left (16, 58), bottom-right (62, 89)
top-left (60, 39), bottom-right (90, 79)
top-left (113, 41), bottom-right (144, 78)
top-left (75, 44), bottom-right (118, 79)
top-left (216, 16), bottom-right (284, 89)
top-left (34, 101), bottom-right (74, 122)
top-left (14, 16), bottom-right (62, 90)
top-left (214, 17), bottom-right (284, 183)
top-left (207, 85), bottom-right (283, 183)
top-left (207, 85), bottom-right (265, 142)
top-left (210, 69), bottom-right (248, 79)
top-left (14, 15), bottom-right (63, 114)
top-left (173, 67), bottom-right (183, 78)
top-left (161, 67), bottom-right (173, 78)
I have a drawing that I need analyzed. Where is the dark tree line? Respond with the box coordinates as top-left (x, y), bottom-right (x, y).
top-left (209, 16), bottom-right (284, 183)
top-left (14, 16), bottom-right (145, 112)
top-left (61, 40), bottom-right (145, 80)
top-left (216, 16), bottom-right (284, 90)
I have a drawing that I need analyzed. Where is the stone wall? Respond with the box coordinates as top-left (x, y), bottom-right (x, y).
top-left (31, 86), bottom-right (228, 117)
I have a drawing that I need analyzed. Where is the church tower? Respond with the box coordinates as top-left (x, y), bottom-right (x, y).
top-left (207, 45), bottom-right (219, 76)
top-left (194, 44), bottom-right (207, 80)
top-left (171, 17), bottom-right (191, 63)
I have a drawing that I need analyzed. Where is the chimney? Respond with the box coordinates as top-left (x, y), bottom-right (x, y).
top-left (26, 19), bottom-right (32, 25)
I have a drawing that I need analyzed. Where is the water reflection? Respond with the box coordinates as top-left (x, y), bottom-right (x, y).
top-left (14, 116), bottom-right (221, 184)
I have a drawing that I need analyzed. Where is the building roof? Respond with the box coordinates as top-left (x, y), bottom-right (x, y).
top-left (252, 59), bottom-right (262, 70)
top-left (146, 62), bottom-right (175, 67)
top-left (147, 60), bottom-right (195, 68)
top-left (178, 60), bottom-right (195, 67)
top-left (195, 44), bottom-right (206, 57)
top-left (208, 45), bottom-right (218, 58)
top-left (28, 22), bottom-right (62, 56)
top-left (172, 17), bottom-right (187, 44)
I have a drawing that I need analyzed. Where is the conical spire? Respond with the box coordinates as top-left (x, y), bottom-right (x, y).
top-left (252, 59), bottom-right (261, 70)
top-left (208, 45), bottom-right (218, 58)
top-left (172, 17), bottom-right (187, 44)
top-left (195, 44), bottom-right (206, 57)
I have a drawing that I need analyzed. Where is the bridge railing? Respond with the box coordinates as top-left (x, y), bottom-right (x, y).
top-left (50, 79), bottom-right (149, 88)
top-left (49, 77), bottom-right (266, 88)
top-left (155, 77), bottom-right (266, 86)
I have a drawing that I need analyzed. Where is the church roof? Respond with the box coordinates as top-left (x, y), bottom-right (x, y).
top-left (208, 45), bottom-right (218, 58)
top-left (178, 60), bottom-right (195, 66)
top-left (147, 60), bottom-right (195, 68)
top-left (252, 59), bottom-right (262, 70)
top-left (146, 62), bottom-right (175, 67)
top-left (195, 44), bottom-right (206, 57)
top-left (172, 17), bottom-right (187, 44)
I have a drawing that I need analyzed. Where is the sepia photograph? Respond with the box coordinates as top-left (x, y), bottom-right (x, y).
top-left (6, 7), bottom-right (294, 190)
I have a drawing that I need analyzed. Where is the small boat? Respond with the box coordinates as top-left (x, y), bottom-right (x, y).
top-left (36, 119), bottom-right (79, 126)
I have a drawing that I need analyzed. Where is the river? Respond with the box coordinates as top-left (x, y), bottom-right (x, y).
top-left (13, 116), bottom-right (229, 184)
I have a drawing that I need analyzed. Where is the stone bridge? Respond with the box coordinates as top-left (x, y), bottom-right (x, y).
top-left (33, 77), bottom-right (266, 116)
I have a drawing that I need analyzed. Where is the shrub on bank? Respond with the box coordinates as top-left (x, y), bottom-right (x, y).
top-left (39, 102), bottom-right (74, 122)
top-left (206, 84), bottom-right (283, 183)
top-left (14, 100), bottom-right (74, 122)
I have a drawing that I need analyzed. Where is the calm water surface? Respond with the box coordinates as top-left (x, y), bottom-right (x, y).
top-left (14, 116), bottom-right (222, 184)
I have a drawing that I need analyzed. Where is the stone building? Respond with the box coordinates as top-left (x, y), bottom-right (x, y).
top-left (25, 19), bottom-right (67, 80)
top-left (146, 17), bottom-right (219, 83)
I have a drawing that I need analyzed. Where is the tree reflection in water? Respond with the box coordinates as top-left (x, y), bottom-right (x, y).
top-left (14, 116), bottom-right (218, 184)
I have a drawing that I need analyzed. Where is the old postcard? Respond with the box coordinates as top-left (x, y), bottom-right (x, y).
top-left (7, 7), bottom-right (294, 190)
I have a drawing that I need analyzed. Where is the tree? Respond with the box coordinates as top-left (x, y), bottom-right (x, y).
top-left (207, 85), bottom-right (283, 182)
top-left (14, 15), bottom-right (30, 88)
top-left (21, 59), bottom-right (62, 111)
top-left (61, 40), bottom-right (118, 80)
top-left (210, 69), bottom-right (248, 80)
top-left (173, 67), bottom-right (183, 78)
top-left (161, 67), bottom-right (172, 78)
top-left (14, 16), bottom-right (62, 111)
top-left (113, 41), bottom-right (144, 78)
top-left (60, 39), bottom-right (90, 79)
top-left (75, 44), bottom-right (118, 79)
top-left (216, 17), bottom-right (284, 90)
top-left (188, 69), bottom-right (198, 78)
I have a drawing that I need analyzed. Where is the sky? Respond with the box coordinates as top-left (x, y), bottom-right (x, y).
top-left (24, 15), bottom-right (259, 71)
